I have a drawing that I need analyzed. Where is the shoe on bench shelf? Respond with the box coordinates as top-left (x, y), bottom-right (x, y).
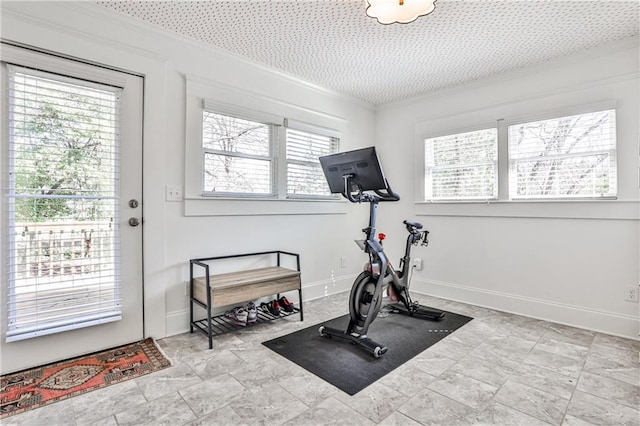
top-left (225, 306), bottom-right (248, 326)
top-left (278, 296), bottom-right (295, 312)
top-left (246, 302), bottom-right (258, 323)
top-left (259, 301), bottom-right (280, 317)
top-left (270, 299), bottom-right (282, 316)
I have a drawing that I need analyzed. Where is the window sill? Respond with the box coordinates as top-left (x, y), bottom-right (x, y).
top-left (415, 199), bottom-right (639, 220)
top-left (184, 197), bottom-right (348, 217)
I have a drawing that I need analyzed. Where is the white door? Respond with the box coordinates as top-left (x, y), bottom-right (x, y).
top-left (0, 45), bottom-right (144, 373)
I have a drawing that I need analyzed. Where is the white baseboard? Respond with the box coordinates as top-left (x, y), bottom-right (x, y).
top-left (412, 278), bottom-right (640, 340)
top-left (166, 275), bottom-right (638, 340)
top-left (299, 274), bottom-right (354, 301)
top-left (164, 274), bottom-right (354, 337)
top-left (165, 309), bottom-right (191, 337)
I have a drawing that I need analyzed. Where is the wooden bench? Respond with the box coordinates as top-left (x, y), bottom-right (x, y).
top-left (189, 251), bottom-right (303, 349)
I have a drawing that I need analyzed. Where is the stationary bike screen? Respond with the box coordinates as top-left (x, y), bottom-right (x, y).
top-left (319, 146), bottom-right (387, 195)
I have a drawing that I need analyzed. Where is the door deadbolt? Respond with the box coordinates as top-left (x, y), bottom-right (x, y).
top-left (129, 217), bottom-right (141, 227)
top-left (129, 199), bottom-right (139, 208)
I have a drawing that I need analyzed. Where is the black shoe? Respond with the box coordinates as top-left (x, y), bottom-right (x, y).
top-left (260, 301), bottom-right (280, 316)
top-left (259, 302), bottom-right (271, 314)
top-left (270, 300), bottom-right (282, 316)
top-left (278, 296), bottom-right (295, 312)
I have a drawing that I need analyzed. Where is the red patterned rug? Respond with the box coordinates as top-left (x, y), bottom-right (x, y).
top-left (0, 338), bottom-right (171, 418)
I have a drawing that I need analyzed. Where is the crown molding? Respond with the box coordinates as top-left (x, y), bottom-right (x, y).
top-left (185, 73), bottom-right (349, 127)
top-left (379, 36), bottom-right (640, 112)
top-left (59, 2), bottom-right (375, 111)
top-left (1, 2), bottom-right (165, 62)
top-left (1, 1), bottom-right (374, 110)
top-left (410, 71), bottom-right (638, 127)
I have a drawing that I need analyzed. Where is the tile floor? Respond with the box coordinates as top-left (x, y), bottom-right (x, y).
top-left (4, 292), bottom-right (640, 425)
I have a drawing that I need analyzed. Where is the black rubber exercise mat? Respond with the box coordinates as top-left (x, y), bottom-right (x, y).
top-left (262, 307), bottom-right (473, 395)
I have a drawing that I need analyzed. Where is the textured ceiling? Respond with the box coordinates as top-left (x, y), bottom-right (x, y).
top-left (96, 1), bottom-right (639, 105)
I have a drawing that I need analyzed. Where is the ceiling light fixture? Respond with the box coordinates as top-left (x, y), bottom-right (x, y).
top-left (366, 0), bottom-right (437, 25)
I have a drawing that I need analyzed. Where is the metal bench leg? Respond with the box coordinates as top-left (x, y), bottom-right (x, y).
top-left (298, 288), bottom-right (304, 321)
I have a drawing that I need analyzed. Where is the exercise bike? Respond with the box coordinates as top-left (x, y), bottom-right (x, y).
top-left (318, 147), bottom-right (444, 358)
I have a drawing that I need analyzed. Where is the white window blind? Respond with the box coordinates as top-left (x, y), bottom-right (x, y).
top-left (202, 111), bottom-right (274, 196)
top-left (6, 65), bottom-right (122, 341)
top-left (285, 128), bottom-right (339, 198)
top-left (425, 128), bottom-right (498, 200)
top-left (508, 109), bottom-right (617, 199)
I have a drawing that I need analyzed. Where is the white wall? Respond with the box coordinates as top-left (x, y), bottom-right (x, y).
top-left (1, 2), bottom-right (638, 349)
top-left (1, 2), bottom-right (375, 342)
top-left (374, 40), bottom-right (640, 338)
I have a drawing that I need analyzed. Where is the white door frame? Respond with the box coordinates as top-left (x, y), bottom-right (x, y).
top-left (0, 43), bottom-right (145, 373)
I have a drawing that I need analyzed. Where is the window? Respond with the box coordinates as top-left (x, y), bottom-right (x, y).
top-left (6, 65), bottom-right (122, 341)
top-left (286, 128), bottom-right (339, 198)
top-left (424, 128), bottom-right (498, 201)
top-left (200, 109), bottom-right (339, 199)
top-left (202, 111), bottom-right (274, 196)
top-left (421, 107), bottom-right (618, 206)
top-left (185, 77), bottom-right (347, 215)
top-left (508, 109), bottom-right (617, 199)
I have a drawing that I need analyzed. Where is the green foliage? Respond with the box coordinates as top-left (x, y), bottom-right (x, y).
top-left (13, 80), bottom-right (115, 222)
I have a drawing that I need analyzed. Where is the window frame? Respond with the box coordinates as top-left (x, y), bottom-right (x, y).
top-left (184, 75), bottom-right (348, 216)
top-left (199, 108), bottom-right (340, 200)
top-left (284, 119), bottom-right (340, 200)
top-left (423, 127), bottom-right (499, 202)
top-left (419, 104), bottom-right (618, 204)
top-left (506, 108), bottom-right (617, 201)
top-left (414, 100), bottom-right (632, 220)
top-left (201, 109), bottom-right (278, 198)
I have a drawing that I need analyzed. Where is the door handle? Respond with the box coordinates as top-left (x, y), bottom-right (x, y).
top-left (129, 217), bottom-right (141, 227)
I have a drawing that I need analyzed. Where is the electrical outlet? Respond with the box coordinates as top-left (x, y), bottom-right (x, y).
top-left (412, 258), bottom-right (423, 271)
top-left (624, 285), bottom-right (639, 302)
top-left (165, 185), bottom-right (182, 202)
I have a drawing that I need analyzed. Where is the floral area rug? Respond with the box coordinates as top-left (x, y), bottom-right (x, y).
top-left (1, 338), bottom-right (171, 418)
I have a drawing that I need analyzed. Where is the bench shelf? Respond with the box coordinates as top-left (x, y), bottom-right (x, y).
top-left (189, 251), bottom-right (303, 349)
top-left (190, 306), bottom-right (301, 339)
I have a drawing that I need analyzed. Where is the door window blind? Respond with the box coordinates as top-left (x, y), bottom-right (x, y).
top-left (425, 128), bottom-right (498, 200)
top-left (508, 109), bottom-right (617, 199)
top-left (6, 65), bottom-right (122, 341)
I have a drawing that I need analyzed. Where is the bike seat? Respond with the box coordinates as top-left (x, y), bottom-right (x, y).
top-left (403, 220), bottom-right (423, 229)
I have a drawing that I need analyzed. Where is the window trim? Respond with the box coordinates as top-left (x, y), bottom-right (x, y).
top-left (414, 100), bottom-right (635, 220)
top-left (184, 75), bottom-right (348, 216)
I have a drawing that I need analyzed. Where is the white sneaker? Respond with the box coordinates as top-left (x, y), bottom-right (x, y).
top-left (246, 302), bottom-right (258, 323)
top-left (225, 307), bottom-right (248, 326)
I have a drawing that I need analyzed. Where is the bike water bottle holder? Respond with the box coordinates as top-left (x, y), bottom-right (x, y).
top-left (421, 230), bottom-right (430, 246)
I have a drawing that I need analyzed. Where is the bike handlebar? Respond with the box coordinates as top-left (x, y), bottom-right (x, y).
top-left (342, 175), bottom-right (400, 203)
top-left (373, 183), bottom-right (401, 202)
